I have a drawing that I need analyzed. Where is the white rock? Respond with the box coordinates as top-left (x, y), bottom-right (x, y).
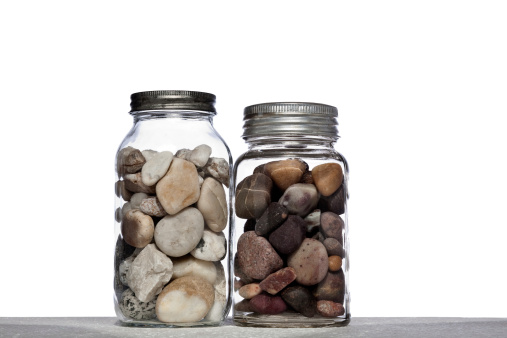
top-left (154, 207), bottom-right (204, 257)
top-left (187, 144), bottom-right (212, 168)
top-left (119, 255), bottom-right (135, 286)
top-left (198, 175), bottom-right (204, 187)
top-left (126, 244), bottom-right (173, 302)
top-left (130, 192), bottom-right (148, 209)
top-left (190, 229), bottom-right (226, 261)
top-left (205, 262), bottom-right (227, 321)
top-left (203, 157), bottom-right (230, 187)
top-left (141, 149), bottom-right (158, 162)
top-left (304, 209), bottom-right (321, 232)
top-left (175, 148), bottom-right (191, 159)
top-left (119, 288), bottom-right (157, 320)
top-left (197, 178), bottom-right (228, 232)
top-left (141, 151), bottom-right (174, 186)
top-left (140, 196), bottom-right (167, 217)
top-left (171, 255), bottom-right (217, 284)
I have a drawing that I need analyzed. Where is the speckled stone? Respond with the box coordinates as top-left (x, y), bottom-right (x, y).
top-left (203, 157), bottom-right (230, 187)
top-left (139, 196), bottom-right (167, 217)
top-left (320, 212), bottom-right (344, 244)
top-left (268, 215), bottom-right (306, 255)
top-left (236, 231), bottom-right (283, 280)
top-left (255, 202), bottom-right (288, 236)
top-left (317, 300), bottom-right (345, 317)
top-left (287, 238), bottom-right (328, 286)
top-left (190, 229), bottom-right (226, 261)
top-left (259, 267), bottom-right (297, 295)
top-left (281, 286), bottom-right (317, 318)
top-left (235, 174), bottom-right (273, 219)
top-left (119, 288), bottom-right (156, 320)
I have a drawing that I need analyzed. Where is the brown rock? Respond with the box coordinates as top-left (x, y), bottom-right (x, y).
top-left (314, 269), bottom-right (345, 303)
top-left (259, 267), bottom-right (297, 295)
top-left (318, 184), bottom-right (346, 215)
top-left (117, 146), bottom-right (146, 176)
top-left (320, 212), bottom-right (344, 244)
top-left (300, 171), bottom-right (314, 184)
top-left (323, 238), bottom-right (344, 257)
top-left (311, 163), bottom-right (343, 197)
top-left (264, 159), bottom-right (308, 191)
top-left (156, 158), bottom-right (200, 215)
top-left (235, 173), bottom-right (272, 219)
top-left (235, 299), bottom-right (254, 312)
top-left (239, 283), bottom-right (262, 299)
top-left (124, 172), bottom-right (156, 194)
top-left (115, 180), bottom-right (133, 201)
top-left (281, 286), bottom-right (317, 318)
top-left (268, 215), bottom-right (306, 255)
top-left (287, 238), bottom-right (328, 286)
top-left (316, 300), bottom-right (345, 317)
top-left (236, 231), bottom-right (283, 280)
top-left (328, 256), bottom-right (342, 271)
top-left (121, 209), bottom-right (154, 248)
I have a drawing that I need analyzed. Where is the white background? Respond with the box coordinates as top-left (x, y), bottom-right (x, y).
top-left (1, 0), bottom-right (506, 317)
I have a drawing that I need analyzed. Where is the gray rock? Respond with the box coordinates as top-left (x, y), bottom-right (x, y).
top-left (119, 255), bottom-right (135, 286)
top-left (278, 183), bottom-right (319, 217)
top-left (190, 229), bottom-right (226, 261)
top-left (119, 288), bottom-right (156, 320)
top-left (197, 178), bottom-right (228, 232)
top-left (175, 148), bottom-right (191, 159)
top-left (141, 151), bottom-right (173, 186)
top-left (141, 149), bottom-right (158, 162)
top-left (130, 193), bottom-right (148, 210)
top-left (187, 144), bottom-right (212, 168)
top-left (203, 157), bottom-right (230, 187)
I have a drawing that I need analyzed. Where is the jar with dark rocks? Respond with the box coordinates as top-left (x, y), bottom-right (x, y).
top-left (232, 102), bottom-right (350, 327)
top-left (114, 91), bottom-right (232, 327)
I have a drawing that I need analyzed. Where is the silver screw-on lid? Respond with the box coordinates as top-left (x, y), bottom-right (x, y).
top-left (130, 90), bottom-right (216, 113)
top-left (242, 102), bottom-right (339, 140)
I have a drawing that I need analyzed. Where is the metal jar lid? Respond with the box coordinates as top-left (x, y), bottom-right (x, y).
top-left (242, 102), bottom-right (339, 140)
top-left (130, 90), bottom-right (216, 113)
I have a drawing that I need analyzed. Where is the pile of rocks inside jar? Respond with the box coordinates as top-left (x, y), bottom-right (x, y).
top-left (234, 159), bottom-right (346, 318)
top-left (114, 144), bottom-right (229, 323)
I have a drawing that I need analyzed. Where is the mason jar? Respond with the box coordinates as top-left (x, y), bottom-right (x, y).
top-left (114, 90), bottom-right (232, 327)
top-left (232, 102), bottom-right (350, 327)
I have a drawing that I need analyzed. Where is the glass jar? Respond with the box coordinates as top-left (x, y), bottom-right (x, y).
top-left (113, 90), bottom-right (232, 327)
top-left (232, 102), bottom-right (350, 327)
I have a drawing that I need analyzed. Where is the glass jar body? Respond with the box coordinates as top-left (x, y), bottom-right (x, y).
top-left (114, 110), bottom-right (232, 327)
top-left (232, 139), bottom-right (350, 327)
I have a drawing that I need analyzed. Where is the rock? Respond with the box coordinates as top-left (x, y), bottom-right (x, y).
top-left (235, 300), bottom-right (254, 313)
top-left (300, 171), bottom-right (314, 184)
top-left (115, 207), bottom-right (122, 223)
top-left (313, 269), bottom-right (345, 303)
top-left (268, 215), bottom-right (306, 255)
top-left (124, 173), bottom-right (156, 194)
top-left (141, 149), bottom-right (158, 162)
top-left (140, 196), bottom-right (167, 217)
top-left (121, 202), bottom-right (132, 217)
top-left (141, 151), bottom-right (173, 186)
top-left (234, 279), bottom-right (245, 291)
top-left (154, 207), bottom-right (204, 257)
top-left (198, 175), bottom-right (204, 187)
top-left (197, 178), bottom-right (228, 232)
top-left (243, 219), bottom-right (256, 232)
top-left (304, 209), bottom-right (321, 233)
top-left (287, 238), bottom-right (328, 286)
top-left (320, 212), bottom-right (344, 244)
top-left (264, 159), bottom-right (308, 191)
top-left (278, 183), bottom-right (319, 217)
top-left (259, 267), bottom-right (297, 295)
top-left (249, 293), bottom-right (287, 315)
top-left (175, 148), bottom-right (191, 159)
top-left (156, 158), bottom-right (200, 215)
top-left (318, 184), bottom-right (346, 215)
top-left (328, 256), bottom-right (342, 272)
top-left (156, 276), bottom-right (214, 323)
top-left (234, 254), bottom-right (254, 284)
top-left (121, 209), bottom-right (154, 248)
top-left (126, 244), bottom-right (173, 302)
top-left (117, 147), bottom-right (146, 176)
top-left (323, 238), bottom-right (344, 257)
top-left (316, 300), bottom-right (345, 317)
top-left (236, 231), bottom-right (283, 280)
top-left (119, 288), bottom-right (157, 320)
top-left (280, 286), bottom-right (317, 318)
top-left (239, 283), bottom-right (262, 299)
top-left (203, 157), bottom-right (230, 187)
top-left (187, 144), bottom-right (212, 168)
top-left (130, 192), bottom-right (148, 209)
top-left (114, 236), bottom-right (136, 299)
top-left (312, 163), bottom-right (343, 197)
top-left (205, 262), bottom-right (227, 321)
top-left (255, 202), bottom-right (288, 236)
top-left (171, 255), bottom-right (217, 284)
top-left (235, 173), bottom-right (272, 219)
top-left (119, 255), bottom-right (135, 286)
top-left (115, 180), bottom-right (132, 201)
top-left (190, 229), bottom-right (226, 261)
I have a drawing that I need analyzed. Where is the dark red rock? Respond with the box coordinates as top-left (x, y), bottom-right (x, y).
top-left (323, 237), bottom-right (344, 257)
top-left (235, 299), bottom-right (254, 313)
top-left (255, 202), bottom-right (288, 236)
top-left (281, 286), bottom-right (317, 318)
top-left (320, 212), bottom-right (344, 244)
top-left (234, 253), bottom-right (254, 284)
top-left (235, 173), bottom-right (273, 219)
top-left (318, 184), bottom-right (346, 215)
top-left (268, 215), bottom-right (306, 255)
top-left (259, 267), bottom-right (297, 295)
top-left (249, 293), bottom-right (287, 315)
top-left (316, 300), bottom-right (345, 317)
top-left (313, 269), bottom-right (345, 303)
top-left (237, 231), bottom-right (283, 280)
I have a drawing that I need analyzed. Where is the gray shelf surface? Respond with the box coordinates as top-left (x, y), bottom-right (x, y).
top-left (1, 317), bottom-right (506, 337)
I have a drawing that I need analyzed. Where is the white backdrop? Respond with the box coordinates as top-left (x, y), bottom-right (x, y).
top-left (1, 0), bottom-right (506, 317)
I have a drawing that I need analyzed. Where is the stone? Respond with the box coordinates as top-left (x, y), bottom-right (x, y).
top-left (117, 147), bottom-right (146, 176)
top-left (205, 262), bottom-right (227, 321)
top-left (154, 207), bottom-right (204, 257)
top-left (187, 144), bottom-right (212, 168)
top-left (156, 276), bottom-right (214, 323)
top-left (130, 192), bottom-right (148, 209)
top-left (304, 209), bottom-right (321, 233)
top-left (121, 202), bottom-right (132, 217)
top-left (115, 180), bottom-right (132, 201)
top-left (259, 267), bottom-right (297, 295)
top-left (239, 283), bottom-right (262, 299)
top-left (268, 215), bottom-right (306, 255)
top-left (234, 279), bottom-right (245, 291)
top-left (175, 148), bottom-right (191, 159)
top-left (249, 293), bottom-right (287, 315)
top-left (253, 163), bottom-right (268, 175)
top-left (328, 256), bottom-right (342, 271)
top-left (235, 173), bottom-right (272, 219)
top-left (312, 163), bottom-right (343, 197)
top-left (281, 286), bottom-right (317, 318)
top-left (318, 184), bottom-right (346, 215)
top-left (126, 244), bottom-right (173, 302)
top-left (264, 159), bottom-right (308, 191)
top-left (255, 202), bottom-right (288, 236)
top-left (114, 236), bottom-right (136, 299)
top-left (198, 175), bottom-right (204, 187)
top-left (300, 171), bottom-right (314, 184)
top-left (323, 238), bottom-right (344, 257)
top-left (234, 254), bottom-right (254, 284)
top-left (313, 269), bottom-right (345, 303)
top-left (171, 255), bottom-right (217, 284)
top-left (139, 196), bottom-right (167, 217)
top-left (124, 173), bottom-right (156, 194)
top-left (243, 219), bottom-right (256, 232)
top-left (316, 300), bottom-right (345, 317)
top-left (190, 229), bottom-right (226, 261)
top-left (141, 149), bottom-right (158, 162)
top-left (287, 238), bottom-right (328, 286)
top-left (121, 209), bottom-right (154, 248)
top-left (203, 157), bottom-right (230, 187)
top-left (156, 158), bottom-right (201, 215)
top-left (236, 231), bottom-right (283, 280)
top-left (115, 207), bottom-right (122, 223)
top-left (320, 212), bottom-right (344, 244)
top-left (197, 178), bottom-right (228, 232)
top-left (119, 255), bottom-right (135, 286)
top-left (119, 288), bottom-right (157, 320)
top-left (278, 183), bottom-right (319, 217)
top-left (235, 299), bottom-right (254, 313)
top-left (141, 151), bottom-right (173, 186)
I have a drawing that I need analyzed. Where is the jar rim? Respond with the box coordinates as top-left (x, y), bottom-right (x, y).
top-left (130, 90), bottom-right (216, 113)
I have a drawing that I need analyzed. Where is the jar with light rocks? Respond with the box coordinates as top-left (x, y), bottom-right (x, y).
top-left (114, 91), bottom-right (232, 327)
top-left (232, 102), bottom-right (350, 327)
